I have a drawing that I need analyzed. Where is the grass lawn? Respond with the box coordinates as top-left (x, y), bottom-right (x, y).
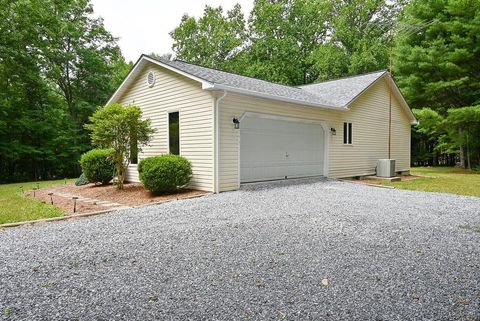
top-left (381, 167), bottom-right (480, 197)
top-left (0, 179), bottom-right (73, 225)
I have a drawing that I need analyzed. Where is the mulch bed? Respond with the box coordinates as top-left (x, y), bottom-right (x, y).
top-left (27, 183), bottom-right (208, 216)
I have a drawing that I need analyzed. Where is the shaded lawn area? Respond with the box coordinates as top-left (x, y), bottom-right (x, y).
top-left (382, 167), bottom-right (480, 197)
top-left (0, 179), bottom-right (73, 225)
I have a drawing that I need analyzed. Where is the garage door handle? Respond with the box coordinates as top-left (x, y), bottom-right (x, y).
top-left (285, 152), bottom-right (289, 158)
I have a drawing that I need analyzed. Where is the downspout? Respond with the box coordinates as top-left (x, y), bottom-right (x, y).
top-left (215, 90), bottom-right (227, 193)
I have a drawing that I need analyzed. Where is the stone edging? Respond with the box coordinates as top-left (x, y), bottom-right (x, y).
top-left (0, 192), bottom-right (211, 229)
top-left (134, 192), bottom-right (211, 208)
top-left (0, 209), bottom-right (114, 229)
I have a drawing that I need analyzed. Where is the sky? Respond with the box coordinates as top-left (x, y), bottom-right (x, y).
top-left (91, 0), bottom-right (254, 63)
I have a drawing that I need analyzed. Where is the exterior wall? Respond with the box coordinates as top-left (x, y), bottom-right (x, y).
top-left (116, 62), bottom-right (215, 191)
top-left (218, 78), bottom-right (411, 191)
top-left (339, 79), bottom-right (411, 176)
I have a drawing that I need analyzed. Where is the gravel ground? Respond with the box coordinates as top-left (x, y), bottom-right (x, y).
top-left (1, 178), bottom-right (479, 321)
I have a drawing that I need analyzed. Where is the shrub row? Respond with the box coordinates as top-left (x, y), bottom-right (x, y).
top-left (79, 149), bottom-right (192, 193)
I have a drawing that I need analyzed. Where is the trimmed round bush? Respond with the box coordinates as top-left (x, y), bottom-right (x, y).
top-left (138, 155), bottom-right (192, 193)
top-left (79, 149), bottom-right (115, 185)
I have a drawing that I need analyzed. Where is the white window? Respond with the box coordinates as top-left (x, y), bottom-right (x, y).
top-left (343, 122), bottom-right (352, 144)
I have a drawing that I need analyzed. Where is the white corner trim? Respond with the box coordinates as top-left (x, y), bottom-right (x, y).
top-left (214, 90), bottom-right (227, 194)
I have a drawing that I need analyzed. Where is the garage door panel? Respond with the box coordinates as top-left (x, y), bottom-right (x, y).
top-left (240, 115), bottom-right (325, 183)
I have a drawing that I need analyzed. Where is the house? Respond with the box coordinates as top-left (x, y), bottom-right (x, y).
top-left (107, 54), bottom-right (417, 193)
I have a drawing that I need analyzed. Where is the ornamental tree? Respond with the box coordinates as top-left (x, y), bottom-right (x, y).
top-left (85, 103), bottom-right (155, 190)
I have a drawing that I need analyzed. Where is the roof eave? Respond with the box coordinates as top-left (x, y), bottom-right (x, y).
top-left (205, 84), bottom-right (347, 111)
top-left (343, 72), bottom-right (418, 125)
top-left (106, 55), bottom-right (213, 105)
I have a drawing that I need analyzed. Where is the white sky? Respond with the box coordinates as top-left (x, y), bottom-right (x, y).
top-left (91, 0), bottom-right (254, 63)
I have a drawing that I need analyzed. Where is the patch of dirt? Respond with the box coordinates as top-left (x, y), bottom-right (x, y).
top-left (26, 188), bottom-right (104, 215)
top-left (27, 183), bottom-right (208, 216)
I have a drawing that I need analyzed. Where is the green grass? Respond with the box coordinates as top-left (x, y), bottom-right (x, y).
top-left (0, 179), bottom-right (73, 225)
top-left (379, 167), bottom-right (480, 197)
top-left (459, 224), bottom-right (480, 233)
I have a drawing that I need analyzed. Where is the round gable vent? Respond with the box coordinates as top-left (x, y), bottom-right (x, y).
top-left (146, 71), bottom-right (156, 87)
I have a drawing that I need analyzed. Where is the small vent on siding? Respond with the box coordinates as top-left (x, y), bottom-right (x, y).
top-left (146, 71), bottom-right (156, 87)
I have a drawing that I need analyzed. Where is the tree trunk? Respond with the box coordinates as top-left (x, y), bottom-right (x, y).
top-left (459, 127), bottom-right (466, 168)
top-left (115, 162), bottom-right (123, 190)
top-left (466, 130), bottom-right (471, 170)
top-left (459, 145), bottom-right (466, 168)
top-left (114, 153), bottom-right (125, 190)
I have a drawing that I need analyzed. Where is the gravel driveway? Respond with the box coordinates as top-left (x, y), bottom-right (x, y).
top-left (1, 178), bottom-right (479, 321)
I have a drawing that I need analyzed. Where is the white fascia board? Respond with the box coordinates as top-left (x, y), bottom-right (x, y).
top-left (342, 71), bottom-right (388, 109)
top-left (141, 56), bottom-right (212, 87)
top-left (106, 58), bottom-right (145, 105)
top-left (205, 84), bottom-right (347, 111)
top-left (106, 55), bottom-right (213, 105)
top-left (344, 73), bottom-right (418, 125)
top-left (390, 80), bottom-right (418, 125)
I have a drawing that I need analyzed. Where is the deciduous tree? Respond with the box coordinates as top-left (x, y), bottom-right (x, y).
top-left (170, 4), bottom-right (246, 71)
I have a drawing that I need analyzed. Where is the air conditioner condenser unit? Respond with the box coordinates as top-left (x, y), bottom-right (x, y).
top-left (377, 159), bottom-right (396, 177)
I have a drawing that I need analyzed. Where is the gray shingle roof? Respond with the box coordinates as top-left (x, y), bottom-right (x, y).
top-left (148, 55), bottom-right (386, 109)
top-left (298, 71), bottom-right (387, 106)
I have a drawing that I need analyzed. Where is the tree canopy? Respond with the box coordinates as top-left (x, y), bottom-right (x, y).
top-left (393, 0), bottom-right (480, 114)
top-left (394, 0), bottom-right (480, 167)
top-left (170, 0), bottom-right (403, 85)
top-left (170, 4), bottom-right (246, 71)
top-left (0, 0), bottom-right (130, 182)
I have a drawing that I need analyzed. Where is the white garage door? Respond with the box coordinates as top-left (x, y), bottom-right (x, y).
top-left (240, 114), bottom-right (325, 183)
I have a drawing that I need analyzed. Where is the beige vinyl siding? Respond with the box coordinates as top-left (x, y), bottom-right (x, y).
top-left (115, 62), bottom-right (215, 191)
top-left (336, 78), bottom-right (411, 176)
top-left (218, 77), bottom-right (411, 191)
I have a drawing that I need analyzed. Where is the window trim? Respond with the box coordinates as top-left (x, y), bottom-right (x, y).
top-left (343, 121), bottom-right (353, 145)
top-left (167, 109), bottom-right (180, 155)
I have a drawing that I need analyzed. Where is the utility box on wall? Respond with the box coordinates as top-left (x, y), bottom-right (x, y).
top-left (377, 159), bottom-right (396, 177)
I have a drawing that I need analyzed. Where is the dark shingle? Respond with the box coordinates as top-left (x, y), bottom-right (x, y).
top-left (148, 55), bottom-right (386, 109)
top-left (299, 71), bottom-right (387, 106)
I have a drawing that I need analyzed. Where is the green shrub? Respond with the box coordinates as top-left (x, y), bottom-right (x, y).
top-left (138, 155), bottom-right (192, 193)
top-left (79, 149), bottom-right (115, 184)
top-left (75, 173), bottom-right (89, 186)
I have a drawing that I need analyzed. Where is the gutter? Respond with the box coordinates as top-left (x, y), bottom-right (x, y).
top-left (204, 83), bottom-right (347, 111)
top-left (214, 90), bottom-right (227, 193)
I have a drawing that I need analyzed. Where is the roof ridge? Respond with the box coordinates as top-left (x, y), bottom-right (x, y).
top-left (148, 55), bottom-right (307, 90)
top-left (298, 70), bottom-right (388, 87)
top-left (145, 54), bottom-right (387, 92)
top-left (173, 59), bottom-right (305, 90)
